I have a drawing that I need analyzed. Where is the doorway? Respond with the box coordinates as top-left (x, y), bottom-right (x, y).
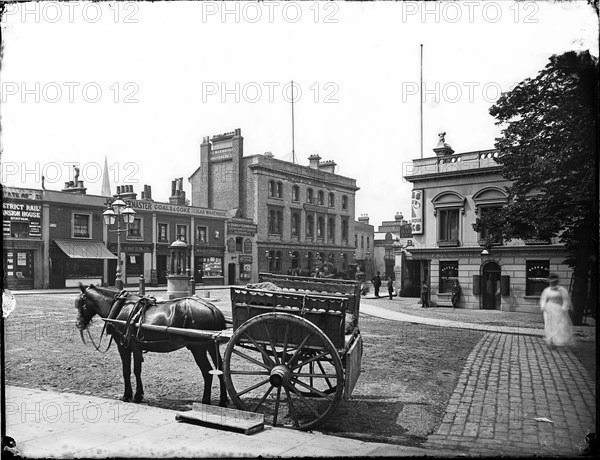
top-left (228, 263), bottom-right (236, 285)
top-left (482, 262), bottom-right (501, 310)
top-left (156, 255), bottom-right (167, 285)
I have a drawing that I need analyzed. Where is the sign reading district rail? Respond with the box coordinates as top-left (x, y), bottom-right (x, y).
top-left (127, 200), bottom-right (227, 218)
top-left (3, 201), bottom-right (42, 238)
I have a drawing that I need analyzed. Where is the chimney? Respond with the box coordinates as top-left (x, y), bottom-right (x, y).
top-left (147, 185), bottom-right (152, 200)
top-left (263, 151), bottom-right (274, 158)
top-left (118, 185), bottom-right (137, 200)
top-left (308, 154), bottom-right (321, 169)
top-left (169, 178), bottom-right (186, 205)
top-left (318, 160), bottom-right (337, 174)
top-left (171, 180), bottom-right (177, 197)
top-left (395, 212), bottom-right (404, 222)
top-left (358, 214), bottom-right (370, 224)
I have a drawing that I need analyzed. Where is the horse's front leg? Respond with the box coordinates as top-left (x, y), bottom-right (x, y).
top-left (208, 343), bottom-right (228, 407)
top-left (132, 348), bottom-right (144, 403)
top-left (117, 343), bottom-right (133, 402)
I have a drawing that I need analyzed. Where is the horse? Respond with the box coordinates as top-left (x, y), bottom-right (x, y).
top-left (75, 284), bottom-right (228, 407)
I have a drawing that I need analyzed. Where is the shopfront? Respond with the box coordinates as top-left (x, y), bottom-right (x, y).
top-left (194, 246), bottom-right (225, 285)
top-left (3, 190), bottom-right (45, 290)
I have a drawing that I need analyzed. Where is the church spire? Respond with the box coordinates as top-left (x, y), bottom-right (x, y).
top-left (101, 156), bottom-right (111, 197)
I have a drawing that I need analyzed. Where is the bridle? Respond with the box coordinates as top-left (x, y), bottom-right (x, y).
top-left (78, 291), bottom-right (114, 353)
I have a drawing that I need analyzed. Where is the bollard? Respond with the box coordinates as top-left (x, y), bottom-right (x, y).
top-left (138, 274), bottom-right (145, 296)
top-left (189, 276), bottom-right (195, 296)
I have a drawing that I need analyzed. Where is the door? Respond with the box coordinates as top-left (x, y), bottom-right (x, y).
top-left (156, 255), bottom-right (167, 285)
top-left (228, 263), bottom-right (236, 285)
top-left (482, 262), bottom-right (501, 310)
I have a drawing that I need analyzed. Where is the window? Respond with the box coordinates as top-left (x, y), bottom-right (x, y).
top-left (73, 213), bottom-right (91, 238)
top-left (269, 181), bottom-right (276, 198)
top-left (292, 185), bottom-right (300, 202)
top-left (327, 217), bottom-right (335, 241)
top-left (318, 190), bottom-right (324, 206)
top-left (367, 236), bottom-right (370, 248)
top-left (307, 188), bottom-right (314, 204)
top-left (328, 192), bottom-right (334, 208)
top-left (526, 260), bottom-right (549, 296)
top-left (197, 226), bottom-right (207, 243)
top-left (158, 223), bottom-right (169, 243)
top-left (439, 261), bottom-right (458, 293)
top-left (275, 250), bottom-right (282, 272)
top-left (341, 219), bottom-right (348, 243)
top-left (355, 234), bottom-right (358, 248)
top-left (306, 215), bottom-right (314, 237)
top-left (291, 212), bottom-right (300, 236)
top-left (199, 256), bottom-right (223, 277)
top-left (10, 221), bottom-right (29, 238)
top-left (127, 218), bottom-right (142, 239)
top-left (317, 216), bottom-right (324, 238)
top-left (268, 209), bottom-right (282, 234)
top-left (235, 237), bottom-right (243, 252)
top-left (277, 182), bottom-right (283, 198)
top-left (361, 235), bottom-right (364, 248)
top-left (176, 224), bottom-right (187, 242)
top-left (439, 209), bottom-right (459, 243)
top-left (478, 206), bottom-right (502, 244)
top-left (342, 195), bottom-right (348, 210)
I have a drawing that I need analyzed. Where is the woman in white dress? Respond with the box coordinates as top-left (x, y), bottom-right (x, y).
top-left (540, 273), bottom-right (574, 348)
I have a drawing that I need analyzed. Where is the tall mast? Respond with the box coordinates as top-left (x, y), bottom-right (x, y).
top-left (420, 44), bottom-right (423, 159)
top-left (291, 80), bottom-right (296, 163)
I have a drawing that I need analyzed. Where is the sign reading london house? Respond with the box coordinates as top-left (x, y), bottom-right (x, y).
top-left (126, 200), bottom-right (227, 218)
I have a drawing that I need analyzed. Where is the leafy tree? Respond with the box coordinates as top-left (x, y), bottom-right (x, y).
top-left (473, 51), bottom-right (598, 325)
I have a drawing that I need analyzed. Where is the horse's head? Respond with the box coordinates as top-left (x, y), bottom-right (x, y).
top-left (75, 284), bottom-right (120, 332)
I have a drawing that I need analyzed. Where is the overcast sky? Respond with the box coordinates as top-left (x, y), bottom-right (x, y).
top-left (1, 1), bottom-right (597, 227)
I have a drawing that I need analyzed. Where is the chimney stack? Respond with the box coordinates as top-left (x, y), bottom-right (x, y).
top-left (308, 154), bottom-right (321, 169)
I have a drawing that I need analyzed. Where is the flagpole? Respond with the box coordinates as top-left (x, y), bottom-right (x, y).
top-left (420, 44), bottom-right (423, 159)
top-left (291, 80), bottom-right (296, 163)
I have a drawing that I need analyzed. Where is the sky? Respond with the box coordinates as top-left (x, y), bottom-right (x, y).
top-left (1, 1), bottom-right (597, 228)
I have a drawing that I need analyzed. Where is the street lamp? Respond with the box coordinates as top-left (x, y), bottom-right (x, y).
top-left (103, 198), bottom-right (136, 290)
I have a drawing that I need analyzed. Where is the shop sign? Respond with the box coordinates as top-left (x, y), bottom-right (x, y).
top-left (3, 201), bottom-right (42, 238)
top-left (239, 255), bottom-right (253, 263)
top-left (227, 221), bottom-right (258, 235)
top-left (411, 189), bottom-right (424, 234)
top-left (195, 246), bottom-right (224, 257)
top-left (227, 238), bottom-right (236, 253)
top-left (2, 187), bottom-right (42, 201)
top-left (109, 243), bottom-right (154, 253)
top-left (244, 238), bottom-right (253, 254)
top-left (126, 199), bottom-right (227, 218)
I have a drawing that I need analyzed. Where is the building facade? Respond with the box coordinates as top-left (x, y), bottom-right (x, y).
top-left (354, 214), bottom-right (375, 281)
top-left (403, 134), bottom-right (570, 313)
top-left (2, 179), bottom-right (228, 289)
top-left (189, 129), bottom-right (360, 282)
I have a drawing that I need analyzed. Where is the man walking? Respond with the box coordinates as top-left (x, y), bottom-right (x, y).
top-left (372, 272), bottom-right (382, 298)
top-left (387, 276), bottom-right (394, 300)
top-left (421, 281), bottom-right (429, 308)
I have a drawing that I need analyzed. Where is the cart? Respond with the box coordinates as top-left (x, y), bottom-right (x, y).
top-left (103, 273), bottom-right (363, 430)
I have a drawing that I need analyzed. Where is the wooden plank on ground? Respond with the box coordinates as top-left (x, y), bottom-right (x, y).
top-left (175, 403), bottom-right (264, 435)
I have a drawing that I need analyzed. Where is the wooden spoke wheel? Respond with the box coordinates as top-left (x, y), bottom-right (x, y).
top-left (223, 312), bottom-right (344, 430)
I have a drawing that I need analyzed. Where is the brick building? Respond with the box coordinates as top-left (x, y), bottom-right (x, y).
top-left (354, 214), bottom-right (374, 281)
top-left (189, 129), bottom-right (360, 281)
top-left (403, 134), bottom-right (571, 312)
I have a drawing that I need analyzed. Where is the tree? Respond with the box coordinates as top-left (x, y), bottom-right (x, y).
top-left (473, 51), bottom-right (598, 325)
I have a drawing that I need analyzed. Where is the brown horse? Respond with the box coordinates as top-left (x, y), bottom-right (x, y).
top-left (75, 284), bottom-right (228, 407)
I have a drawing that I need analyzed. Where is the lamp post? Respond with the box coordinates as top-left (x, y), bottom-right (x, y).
top-left (103, 198), bottom-right (136, 290)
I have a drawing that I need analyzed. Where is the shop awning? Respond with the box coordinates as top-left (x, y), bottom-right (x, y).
top-left (54, 239), bottom-right (117, 259)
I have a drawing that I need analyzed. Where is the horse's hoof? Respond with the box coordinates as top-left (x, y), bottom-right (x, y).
top-left (133, 394), bottom-right (144, 403)
top-left (121, 395), bottom-right (132, 402)
top-left (219, 401), bottom-right (228, 408)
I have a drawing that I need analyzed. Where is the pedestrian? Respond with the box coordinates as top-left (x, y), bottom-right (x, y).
top-left (420, 281), bottom-right (429, 308)
top-left (451, 280), bottom-right (461, 309)
top-left (540, 273), bottom-right (574, 349)
top-left (387, 276), bottom-right (394, 300)
top-left (371, 272), bottom-right (382, 298)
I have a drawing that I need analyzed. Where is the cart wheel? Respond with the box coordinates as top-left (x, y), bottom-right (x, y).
top-left (223, 312), bottom-right (344, 430)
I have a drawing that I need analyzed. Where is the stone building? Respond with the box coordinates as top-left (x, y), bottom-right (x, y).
top-left (354, 214), bottom-right (375, 281)
top-left (189, 129), bottom-right (360, 282)
top-left (403, 133), bottom-right (570, 312)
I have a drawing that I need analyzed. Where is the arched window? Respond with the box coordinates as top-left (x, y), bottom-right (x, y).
top-left (341, 219), bottom-right (349, 243)
top-left (292, 185), bottom-right (300, 202)
top-left (306, 215), bottom-right (314, 237)
top-left (328, 192), bottom-right (335, 208)
top-left (276, 182), bottom-right (283, 198)
top-left (291, 212), bottom-right (300, 236)
top-left (307, 188), bottom-right (314, 204)
top-left (327, 217), bottom-right (335, 241)
top-left (342, 195), bottom-right (348, 210)
top-left (317, 216), bottom-right (324, 238)
top-left (318, 190), bottom-right (325, 206)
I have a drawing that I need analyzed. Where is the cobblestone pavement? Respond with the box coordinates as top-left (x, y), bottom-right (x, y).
top-left (424, 333), bottom-right (596, 456)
